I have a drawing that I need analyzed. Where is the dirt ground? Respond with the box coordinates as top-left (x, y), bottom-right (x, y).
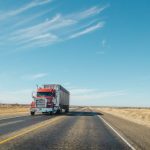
top-left (0, 104), bottom-right (29, 116)
top-left (96, 107), bottom-right (150, 128)
top-left (1, 104), bottom-right (150, 128)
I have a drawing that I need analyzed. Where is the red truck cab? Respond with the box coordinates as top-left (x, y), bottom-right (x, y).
top-left (30, 87), bottom-right (56, 115)
top-left (30, 84), bottom-right (70, 116)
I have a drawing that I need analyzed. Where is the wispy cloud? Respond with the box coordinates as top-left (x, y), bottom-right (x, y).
top-left (69, 22), bottom-right (105, 39)
top-left (9, 14), bottom-right (76, 48)
top-left (22, 73), bottom-right (48, 80)
top-left (0, 2), bottom-right (109, 52)
top-left (0, 0), bottom-right (52, 20)
top-left (0, 86), bottom-right (127, 104)
top-left (71, 5), bottom-right (109, 20)
top-left (13, 8), bottom-right (54, 28)
top-left (0, 89), bottom-right (32, 104)
top-left (70, 87), bottom-right (127, 101)
top-left (102, 39), bottom-right (107, 48)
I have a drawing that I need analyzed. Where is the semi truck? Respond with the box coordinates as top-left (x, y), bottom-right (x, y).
top-left (30, 84), bottom-right (70, 115)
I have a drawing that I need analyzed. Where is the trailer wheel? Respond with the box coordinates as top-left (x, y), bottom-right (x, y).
top-left (56, 109), bottom-right (60, 114)
top-left (31, 111), bottom-right (35, 116)
top-left (65, 108), bottom-right (69, 113)
top-left (57, 108), bottom-right (62, 114)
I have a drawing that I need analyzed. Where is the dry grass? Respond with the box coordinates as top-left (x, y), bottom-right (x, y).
top-left (96, 107), bottom-right (150, 128)
top-left (0, 104), bottom-right (29, 116)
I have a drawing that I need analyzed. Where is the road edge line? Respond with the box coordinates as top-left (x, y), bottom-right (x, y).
top-left (97, 115), bottom-right (136, 150)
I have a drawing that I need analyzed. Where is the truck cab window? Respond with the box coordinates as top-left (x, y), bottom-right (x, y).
top-left (37, 92), bottom-right (53, 97)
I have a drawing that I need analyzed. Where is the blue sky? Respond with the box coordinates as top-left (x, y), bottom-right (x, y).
top-left (0, 0), bottom-right (150, 106)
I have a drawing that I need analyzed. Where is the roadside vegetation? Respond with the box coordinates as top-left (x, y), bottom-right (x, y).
top-left (96, 107), bottom-right (150, 128)
top-left (0, 104), bottom-right (29, 116)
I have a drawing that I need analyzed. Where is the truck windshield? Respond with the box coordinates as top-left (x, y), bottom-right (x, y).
top-left (37, 92), bottom-right (54, 97)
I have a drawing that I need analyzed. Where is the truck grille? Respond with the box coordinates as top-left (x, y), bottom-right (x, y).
top-left (36, 99), bottom-right (46, 108)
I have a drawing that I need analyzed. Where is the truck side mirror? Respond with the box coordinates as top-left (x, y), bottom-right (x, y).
top-left (32, 92), bottom-right (36, 98)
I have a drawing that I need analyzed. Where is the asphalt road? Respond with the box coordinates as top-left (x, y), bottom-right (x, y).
top-left (96, 109), bottom-right (150, 150)
top-left (0, 107), bottom-right (148, 150)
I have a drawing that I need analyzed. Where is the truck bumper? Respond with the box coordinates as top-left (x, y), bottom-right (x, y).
top-left (31, 108), bottom-right (53, 113)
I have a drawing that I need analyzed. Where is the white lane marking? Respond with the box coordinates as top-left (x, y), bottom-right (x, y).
top-left (89, 107), bottom-right (136, 150)
top-left (69, 108), bottom-right (77, 110)
top-left (69, 107), bottom-right (81, 110)
top-left (0, 120), bottom-right (24, 127)
top-left (0, 114), bottom-right (44, 121)
top-left (98, 115), bottom-right (136, 150)
top-left (0, 115), bottom-right (29, 121)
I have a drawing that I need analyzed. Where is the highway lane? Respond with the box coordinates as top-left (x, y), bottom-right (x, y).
top-left (0, 107), bottom-right (80, 121)
top-left (0, 115), bottom-right (55, 137)
top-left (95, 108), bottom-right (150, 150)
top-left (0, 107), bottom-right (79, 137)
top-left (0, 107), bottom-right (131, 150)
top-left (0, 113), bottom-right (29, 121)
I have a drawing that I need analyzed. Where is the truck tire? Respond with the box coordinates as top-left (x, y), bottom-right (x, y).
top-left (56, 109), bottom-right (60, 114)
top-left (57, 108), bottom-right (62, 114)
top-left (31, 111), bottom-right (35, 116)
top-left (65, 108), bottom-right (69, 113)
top-left (48, 111), bottom-right (53, 115)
